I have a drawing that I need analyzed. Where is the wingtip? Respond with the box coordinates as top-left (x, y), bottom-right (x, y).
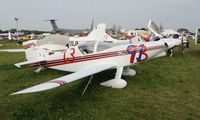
top-left (14, 64), bottom-right (21, 68)
top-left (10, 82), bottom-right (61, 95)
top-left (10, 92), bottom-right (22, 95)
top-left (10, 91), bottom-right (27, 95)
top-left (10, 93), bottom-right (17, 96)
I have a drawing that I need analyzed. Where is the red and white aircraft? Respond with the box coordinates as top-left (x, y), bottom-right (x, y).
top-left (10, 24), bottom-right (181, 95)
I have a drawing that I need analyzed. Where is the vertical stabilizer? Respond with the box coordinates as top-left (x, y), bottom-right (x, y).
top-left (50, 20), bottom-right (58, 31)
top-left (90, 19), bottom-right (94, 31)
top-left (22, 40), bottom-right (46, 61)
top-left (45, 19), bottom-right (58, 31)
top-left (95, 24), bottom-right (106, 41)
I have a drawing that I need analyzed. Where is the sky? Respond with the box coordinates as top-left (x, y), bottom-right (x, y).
top-left (0, 0), bottom-right (199, 32)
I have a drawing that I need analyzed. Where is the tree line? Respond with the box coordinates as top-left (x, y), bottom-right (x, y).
top-left (0, 29), bottom-right (50, 35)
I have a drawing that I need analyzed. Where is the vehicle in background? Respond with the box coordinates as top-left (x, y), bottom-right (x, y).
top-left (195, 28), bottom-right (200, 45)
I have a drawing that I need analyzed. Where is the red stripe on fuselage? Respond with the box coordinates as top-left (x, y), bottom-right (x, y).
top-left (29, 45), bottom-right (165, 68)
top-left (46, 52), bottom-right (125, 67)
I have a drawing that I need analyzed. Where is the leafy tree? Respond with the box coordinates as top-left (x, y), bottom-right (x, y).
top-left (177, 28), bottom-right (189, 33)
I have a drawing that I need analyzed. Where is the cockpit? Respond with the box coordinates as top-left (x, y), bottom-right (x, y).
top-left (78, 41), bottom-right (117, 54)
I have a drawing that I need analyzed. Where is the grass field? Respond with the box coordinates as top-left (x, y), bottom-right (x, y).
top-left (0, 39), bottom-right (200, 120)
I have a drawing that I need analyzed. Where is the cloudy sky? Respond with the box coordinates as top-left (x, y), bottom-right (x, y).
top-left (0, 0), bottom-right (199, 32)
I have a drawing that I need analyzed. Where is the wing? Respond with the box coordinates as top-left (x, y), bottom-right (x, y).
top-left (0, 49), bottom-right (24, 52)
top-left (11, 62), bottom-right (117, 95)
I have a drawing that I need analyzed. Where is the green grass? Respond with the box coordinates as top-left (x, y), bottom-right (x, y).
top-left (0, 39), bottom-right (200, 120)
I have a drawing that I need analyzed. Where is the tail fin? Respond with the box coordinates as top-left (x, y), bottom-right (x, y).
top-left (90, 19), bottom-right (94, 31)
top-left (45, 19), bottom-right (58, 31)
top-left (22, 40), bottom-right (46, 61)
top-left (95, 23), bottom-right (106, 41)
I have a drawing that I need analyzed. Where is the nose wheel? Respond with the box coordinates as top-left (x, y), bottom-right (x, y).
top-left (166, 49), bottom-right (173, 57)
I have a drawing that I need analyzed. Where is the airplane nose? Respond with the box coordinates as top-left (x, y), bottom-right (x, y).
top-left (174, 39), bottom-right (182, 46)
top-left (163, 38), bottom-right (182, 49)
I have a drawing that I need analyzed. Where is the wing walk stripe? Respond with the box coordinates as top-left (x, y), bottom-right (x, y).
top-left (49, 80), bottom-right (67, 86)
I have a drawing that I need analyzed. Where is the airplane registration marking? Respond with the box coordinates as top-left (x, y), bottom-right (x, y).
top-left (63, 48), bottom-right (75, 63)
top-left (127, 44), bottom-right (148, 63)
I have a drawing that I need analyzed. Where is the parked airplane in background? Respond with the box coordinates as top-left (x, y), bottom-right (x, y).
top-left (8, 23), bottom-right (181, 95)
top-left (0, 24), bottom-right (180, 57)
top-left (46, 19), bottom-right (94, 35)
top-left (148, 20), bottom-right (179, 39)
top-left (0, 32), bottom-right (25, 40)
top-left (124, 29), bottom-right (152, 42)
top-left (124, 20), bottom-right (163, 42)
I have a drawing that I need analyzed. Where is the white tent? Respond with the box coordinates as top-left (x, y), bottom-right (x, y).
top-left (161, 29), bottom-right (179, 36)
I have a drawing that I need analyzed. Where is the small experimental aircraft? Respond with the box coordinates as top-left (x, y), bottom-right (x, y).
top-left (0, 31), bottom-right (25, 40)
top-left (0, 34), bottom-right (70, 54)
top-left (46, 19), bottom-right (94, 35)
top-left (124, 29), bottom-right (152, 42)
top-left (9, 23), bottom-right (181, 95)
top-left (148, 20), bottom-right (180, 39)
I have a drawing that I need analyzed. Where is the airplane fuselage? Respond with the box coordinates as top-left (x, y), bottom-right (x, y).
top-left (30, 40), bottom-right (173, 72)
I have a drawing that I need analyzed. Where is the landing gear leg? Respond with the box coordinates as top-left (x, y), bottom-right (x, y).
top-left (100, 67), bottom-right (127, 88)
top-left (35, 67), bottom-right (45, 73)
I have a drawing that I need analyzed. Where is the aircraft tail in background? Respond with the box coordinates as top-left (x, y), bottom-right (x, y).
top-left (90, 19), bottom-right (94, 31)
top-left (45, 19), bottom-right (94, 34)
top-left (45, 19), bottom-right (58, 31)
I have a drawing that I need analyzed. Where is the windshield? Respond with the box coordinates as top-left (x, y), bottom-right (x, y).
top-left (96, 42), bottom-right (116, 52)
top-left (78, 41), bottom-right (116, 54)
top-left (78, 41), bottom-right (96, 54)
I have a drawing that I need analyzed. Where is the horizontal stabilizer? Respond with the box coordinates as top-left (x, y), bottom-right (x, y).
top-left (44, 19), bottom-right (58, 21)
top-left (15, 59), bottom-right (46, 68)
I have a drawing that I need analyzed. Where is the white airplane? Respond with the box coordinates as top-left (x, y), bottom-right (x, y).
top-left (0, 24), bottom-right (128, 54)
top-left (0, 34), bottom-right (69, 52)
top-left (10, 25), bottom-right (181, 95)
top-left (148, 20), bottom-right (180, 39)
top-left (68, 24), bottom-right (145, 46)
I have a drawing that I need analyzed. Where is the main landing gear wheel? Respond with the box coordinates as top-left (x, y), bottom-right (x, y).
top-left (100, 67), bottom-right (127, 89)
top-left (122, 66), bottom-right (136, 76)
